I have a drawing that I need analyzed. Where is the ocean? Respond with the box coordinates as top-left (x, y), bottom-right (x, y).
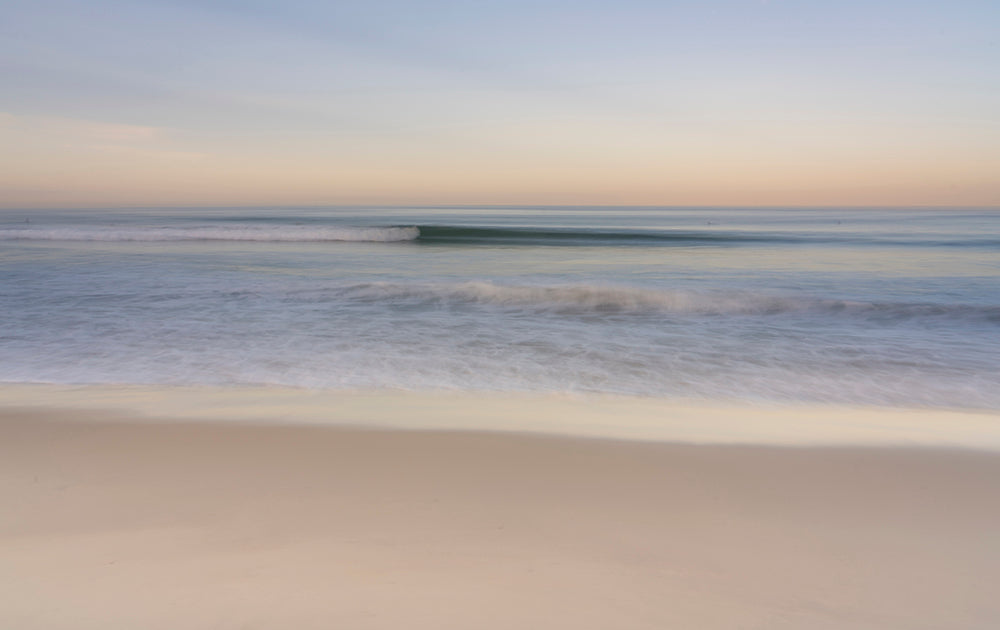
top-left (2, 206), bottom-right (998, 410)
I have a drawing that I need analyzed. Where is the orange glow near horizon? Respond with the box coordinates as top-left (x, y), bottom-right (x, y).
top-left (2, 2), bottom-right (998, 209)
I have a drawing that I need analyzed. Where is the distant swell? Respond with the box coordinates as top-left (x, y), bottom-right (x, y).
top-left (0, 225), bottom-right (420, 242)
top-left (413, 225), bottom-right (775, 245)
top-left (336, 281), bottom-right (1000, 321)
top-left (5, 224), bottom-right (997, 247)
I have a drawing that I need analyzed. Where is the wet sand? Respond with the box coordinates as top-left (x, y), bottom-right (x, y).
top-left (3, 401), bottom-right (1000, 629)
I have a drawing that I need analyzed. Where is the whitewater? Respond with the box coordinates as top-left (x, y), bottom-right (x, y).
top-left (1, 206), bottom-right (998, 409)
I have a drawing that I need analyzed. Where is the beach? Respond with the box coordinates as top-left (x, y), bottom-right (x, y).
top-left (5, 0), bottom-right (1000, 622)
top-left (3, 391), bottom-right (1000, 629)
top-left (2, 207), bottom-right (998, 627)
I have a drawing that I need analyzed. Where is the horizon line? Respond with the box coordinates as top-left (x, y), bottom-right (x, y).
top-left (3, 203), bottom-right (999, 212)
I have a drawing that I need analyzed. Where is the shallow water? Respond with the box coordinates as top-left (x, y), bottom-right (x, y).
top-left (2, 206), bottom-right (998, 409)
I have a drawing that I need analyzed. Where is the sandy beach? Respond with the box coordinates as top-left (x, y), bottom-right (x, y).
top-left (3, 395), bottom-right (1000, 629)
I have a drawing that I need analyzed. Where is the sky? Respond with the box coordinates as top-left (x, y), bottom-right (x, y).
top-left (1, 0), bottom-right (998, 208)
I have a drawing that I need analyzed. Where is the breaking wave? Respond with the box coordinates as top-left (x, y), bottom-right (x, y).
top-left (413, 225), bottom-right (788, 246)
top-left (412, 225), bottom-right (1000, 248)
top-left (0, 225), bottom-right (420, 242)
top-left (5, 223), bottom-right (997, 248)
top-left (334, 281), bottom-right (1000, 321)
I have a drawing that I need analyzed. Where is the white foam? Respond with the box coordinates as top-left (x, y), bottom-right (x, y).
top-left (0, 225), bottom-right (420, 242)
top-left (341, 281), bottom-right (860, 316)
top-left (335, 281), bottom-right (999, 321)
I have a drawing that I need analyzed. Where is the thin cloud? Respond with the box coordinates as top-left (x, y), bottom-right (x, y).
top-left (0, 112), bottom-right (165, 144)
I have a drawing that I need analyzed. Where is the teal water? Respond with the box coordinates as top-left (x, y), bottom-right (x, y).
top-left (2, 206), bottom-right (998, 409)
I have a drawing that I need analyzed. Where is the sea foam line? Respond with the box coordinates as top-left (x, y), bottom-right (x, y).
top-left (0, 225), bottom-right (420, 242)
top-left (336, 281), bottom-right (1000, 321)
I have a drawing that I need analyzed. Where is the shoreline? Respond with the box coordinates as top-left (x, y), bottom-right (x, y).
top-left (2, 398), bottom-right (1000, 628)
top-left (1, 382), bottom-right (999, 450)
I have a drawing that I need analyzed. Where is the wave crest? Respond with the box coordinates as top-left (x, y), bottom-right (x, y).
top-left (342, 281), bottom-right (828, 315)
top-left (0, 225), bottom-right (420, 242)
top-left (335, 281), bottom-right (1000, 321)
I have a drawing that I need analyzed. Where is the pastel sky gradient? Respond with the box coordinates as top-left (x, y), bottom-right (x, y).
top-left (2, 0), bottom-right (998, 207)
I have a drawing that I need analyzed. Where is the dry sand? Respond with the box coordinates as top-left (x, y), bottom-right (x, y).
top-left (2, 401), bottom-right (1000, 630)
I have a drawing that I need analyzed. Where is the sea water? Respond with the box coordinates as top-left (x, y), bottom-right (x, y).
top-left (1, 206), bottom-right (998, 410)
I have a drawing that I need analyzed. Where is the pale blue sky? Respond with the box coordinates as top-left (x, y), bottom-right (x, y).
top-left (2, 0), bottom-right (998, 207)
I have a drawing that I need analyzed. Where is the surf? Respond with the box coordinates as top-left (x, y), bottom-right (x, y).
top-left (411, 225), bottom-right (788, 246)
top-left (0, 225), bottom-right (420, 242)
top-left (332, 281), bottom-right (1000, 322)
